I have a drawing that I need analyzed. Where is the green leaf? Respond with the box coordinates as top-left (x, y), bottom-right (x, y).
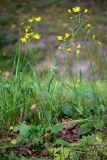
top-left (48, 147), bottom-right (59, 154)
top-left (80, 135), bottom-right (94, 144)
top-left (62, 148), bottom-right (70, 159)
top-left (8, 151), bottom-right (19, 160)
top-left (52, 123), bottom-right (64, 134)
top-left (78, 122), bottom-right (93, 136)
top-left (14, 123), bottom-right (30, 137)
top-left (53, 148), bottom-right (70, 160)
top-left (37, 158), bottom-right (47, 160)
top-left (94, 117), bottom-right (105, 130)
top-left (44, 109), bottom-right (51, 122)
top-left (62, 105), bottom-right (72, 117)
top-left (70, 151), bottom-right (79, 160)
top-left (56, 139), bottom-right (70, 146)
top-left (21, 157), bottom-right (37, 160)
top-left (83, 91), bottom-right (97, 100)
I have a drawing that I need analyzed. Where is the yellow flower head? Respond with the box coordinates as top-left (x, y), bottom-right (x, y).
top-left (70, 17), bottom-right (73, 20)
top-left (27, 26), bottom-right (30, 29)
top-left (58, 46), bottom-right (61, 50)
top-left (84, 8), bottom-right (88, 14)
top-left (76, 49), bottom-right (80, 55)
top-left (11, 139), bottom-right (16, 145)
top-left (73, 7), bottom-right (81, 13)
top-left (97, 41), bottom-right (102, 46)
top-left (20, 37), bottom-right (27, 43)
top-left (64, 33), bottom-right (70, 39)
top-left (35, 16), bottom-right (42, 22)
top-left (30, 104), bottom-right (37, 110)
top-left (28, 18), bottom-right (34, 23)
top-left (29, 32), bottom-right (34, 36)
top-left (57, 36), bottom-right (63, 41)
top-left (24, 34), bottom-right (30, 39)
top-left (32, 34), bottom-right (41, 40)
top-left (11, 24), bottom-right (16, 29)
top-left (76, 79), bottom-right (80, 87)
top-left (25, 28), bottom-right (29, 33)
top-left (77, 44), bottom-right (81, 49)
top-left (85, 23), bottom-right (91, 29)
top-left (20, 22), bottom-right (24, 26)
top-left (67, 48), bottom-right (71, 53)
top-left (92, 34), bottom-right (96, 40)
top-left (9, 126), bottom-right (13, 130)
top-left (68, 9), bottom-right (71, 13)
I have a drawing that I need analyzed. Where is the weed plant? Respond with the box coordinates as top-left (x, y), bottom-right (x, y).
top-left (0, 5), bottom-right (107, 160)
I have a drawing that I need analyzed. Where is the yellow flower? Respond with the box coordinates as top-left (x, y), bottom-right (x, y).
top-left (25, 34), bottom-right (30, 39)
top-left (9, 126), bottom-right (13, 130)
top-left (57, 36), bottom-right (63, 41)
top-left (27, 26), bottom-right (30, 29)
top-left (20, 22), bottom-right (24, 26)
top-left (64, 33), bottom-right (70, 39)
top-left (11, 139), bottom-right (16, 145)
top-left (97, 41), bottom-right (102, 46)
top-left (76, 79), bottom-right (80, 87)
top-left (84, 9), bottom-right (88, 14)
top-left (70, 17), bottom-right (73, 20)
top-left (25, 33), bottom-right (34, 40)
top-left (20, 37), bottom-right (27, 43)
top-left (93, 34), bottom-right (96, 40)
top-left (73, 7), bottom-right (81, 13)
top-left (68, 9), bottom-right (71, 13)
top-left (35, 16), bottom-right (42, 22)
top-left (28, 18), bottom-right (34, 23)
top-left (11, 24), bottom-right (16, 29)
top-left (76, 49), bottom-right (80, 55)
top-left (30, 104), bottom-right (37, 110)
top-left (85, 23), bottom-right (91, 29)
top-left (58, 46), bottom-right (61, 50)
top-left (77, 44), bottom-right (81, 49)
top-left (25, 28), bottom-right (29, 33)
top-left (67, 48), bottom-right (71, 53)
top-left (29, 32), bottom-right (34, 35)
top-left (32, 34), bottom-right (41, 40)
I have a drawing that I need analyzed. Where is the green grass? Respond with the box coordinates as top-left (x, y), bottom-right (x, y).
top-left (0, 60), bottom-right (107, 159)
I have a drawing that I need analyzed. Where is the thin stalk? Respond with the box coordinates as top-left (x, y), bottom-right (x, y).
top-left (85, 37), bottom-right (101, 107)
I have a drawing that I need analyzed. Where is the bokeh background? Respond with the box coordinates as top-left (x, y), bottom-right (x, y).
top-left (0, 0), bottom-right (107, 79)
